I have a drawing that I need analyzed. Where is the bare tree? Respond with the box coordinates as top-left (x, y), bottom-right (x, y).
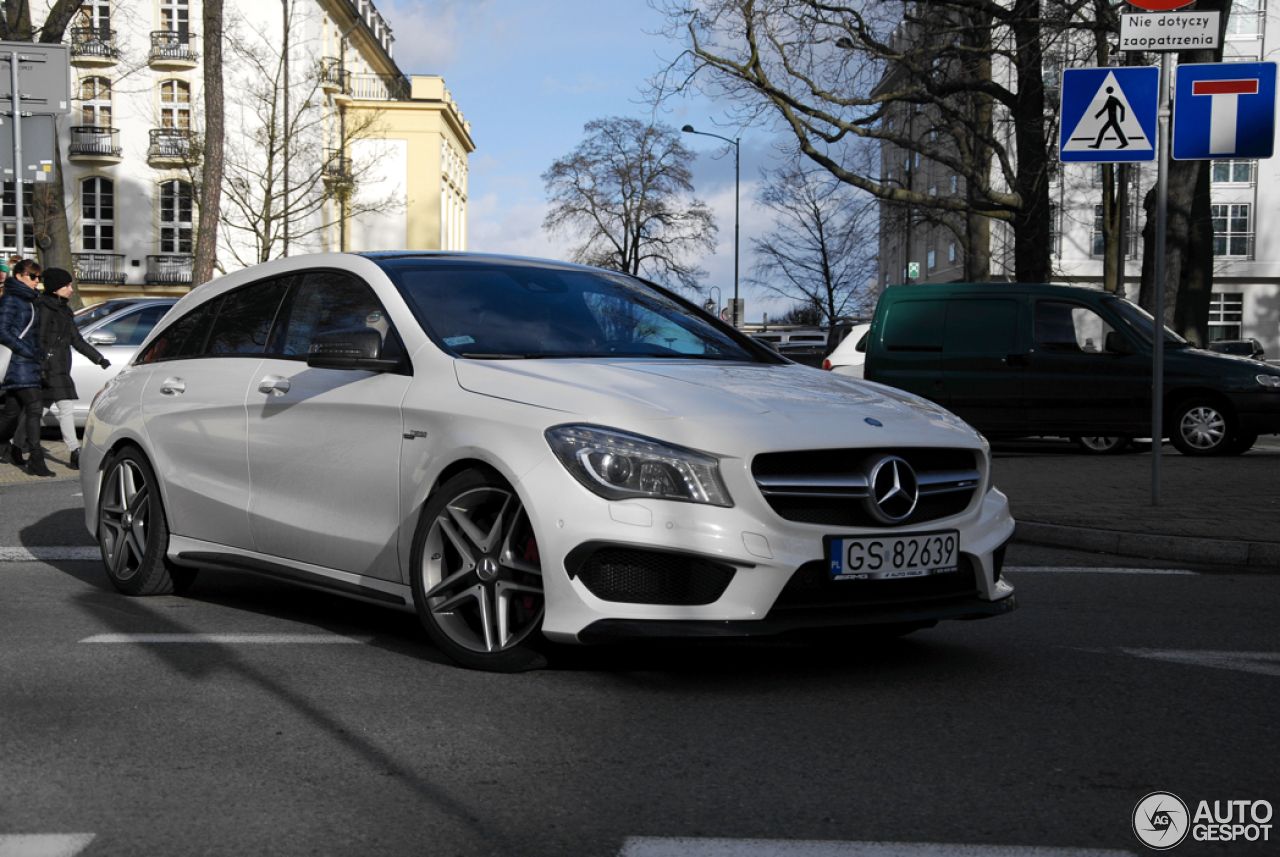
top-left (192, 0), bottom-right (224, 286)
top-left (749, 161), bottom-right (877, 325)
top-left (542, 116), bottom-right (717, 293)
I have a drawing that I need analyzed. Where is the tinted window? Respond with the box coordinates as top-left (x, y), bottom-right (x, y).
top-left (204, 278), bottom-right (291, 356)
top-left (882, 300), bottom-right (946, 352)
top-left (945, 299), bottom-right (1018, 354)
top-left (76, 300), bottom-right (135, 328)
top-left (95, 304), bottom-right (172, 346)
top-left (137, 300), bottom-right (217, 364)
top-left (1034, 301), bottom-right (1117, 354)
top-left (271, 271), bottom-right (398, 358)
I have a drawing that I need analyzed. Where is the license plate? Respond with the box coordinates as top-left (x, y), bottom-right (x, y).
top-left (827, 530), bottom-right (959, 580)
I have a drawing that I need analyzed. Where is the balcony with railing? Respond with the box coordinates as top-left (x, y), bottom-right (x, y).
top-left (149, 30), bottom-right (198, 69)
top-left (147, 128), bottom-right (192, 166)
top-left (146, 255), bottom-right (193, 285)
top-left (349, 73), bottom-right (410, 102)
top-left (68, 126), bottom-right (123, 164)
top-left (68, 27), bottom-right (120, 66)
top-left (322, 148), bottom-right (353, 186)
top-left (319, 58), bottom-right (351, 97)
top-left (73, 253), bottom-right (127, 285)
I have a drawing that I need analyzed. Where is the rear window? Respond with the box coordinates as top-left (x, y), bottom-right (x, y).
top-left (882, 300), bottom-right (946, 352)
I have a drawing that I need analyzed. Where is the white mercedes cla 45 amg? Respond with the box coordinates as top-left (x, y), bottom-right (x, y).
top-left (81, 253), bottom-right (1016, 671)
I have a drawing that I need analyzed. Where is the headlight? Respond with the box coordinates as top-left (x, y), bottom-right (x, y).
top-left (1257, 374), bottom-right (1280, 389)
top-left (545, 425), bottom-right (733, 507)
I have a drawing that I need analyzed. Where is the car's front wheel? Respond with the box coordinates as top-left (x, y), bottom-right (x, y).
top-left (98, 447), bottom-right (197, 596)
top-left (1169, 400), bottom-right (1236, 456)
top-left (1073, 435), bottom-right (1131, 455)
top-left (410, 470), bottom-right (547, 672)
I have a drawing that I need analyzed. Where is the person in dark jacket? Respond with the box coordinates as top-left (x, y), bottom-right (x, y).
top-left (37, 268), bottom-right (109, 470)
top-left (0, 259), bottom-right (52, 477)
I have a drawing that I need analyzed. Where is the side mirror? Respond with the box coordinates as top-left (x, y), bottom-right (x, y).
top-left (307, 329), bottom-right (401, 371)
top-left (86, 330), bottom-right (117, 346)
top-left (1104, 331), bottom-right (1135, 355)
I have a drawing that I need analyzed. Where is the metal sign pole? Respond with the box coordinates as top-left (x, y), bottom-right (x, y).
top-left (9, 50), bottom-right (21, 255)
top-left (1152, 52), bottom-right (1172, 506)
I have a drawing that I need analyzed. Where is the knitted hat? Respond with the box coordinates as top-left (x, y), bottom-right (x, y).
top-left (43, 267), bottom-right (73, 291)
top-left (0, 260), bottom-right (9, 274)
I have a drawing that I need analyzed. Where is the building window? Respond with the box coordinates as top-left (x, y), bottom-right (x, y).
top-left (927, 247), bottom-right (936, 271)
top-left (1, 181), bottom-right (34, 252)
top-left (950, 175), bottom-right (958, 194)
top-left (159, 79), bottom-right (190, 128)
top-left (79, 76), bottom-right (112, 126)
top-left (1226, 0), bottom-right (1264, 36)
top-left (929, 184), bottom-right (937, 196)
top-left (1209, 293), bottom-right (1244, 340)
top-left (1211, 160), bottom-right (1255, 184)
top-left (1211, 204), bottom-right (1253, 257)
top-left (160, 0), bottom-right (189, 35)
top-left (159, 179), bottom-right (192, 253)
top-left (1092, 204), bottom-right (1138, 257)
top-left (78, 1), bottom-right (112, 30)
top-left (81, 177), bottom-right (115, 251)
top-left (948, 241), bottom-right (956, 263)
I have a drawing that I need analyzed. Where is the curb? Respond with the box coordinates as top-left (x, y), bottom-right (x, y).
top-left (1013, 521), bottom-right (1280, 571)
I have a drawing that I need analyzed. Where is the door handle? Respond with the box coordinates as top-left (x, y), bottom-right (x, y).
top-left (159, 377), bottom-right (185, 395)
top-left (258, 375), bottom-right (291, 397)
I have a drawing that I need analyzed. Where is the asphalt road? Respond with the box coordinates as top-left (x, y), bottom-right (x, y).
top-left (1, 485), bottom-right (1276, 857)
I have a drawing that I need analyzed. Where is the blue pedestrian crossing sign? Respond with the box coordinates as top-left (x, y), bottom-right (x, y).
top-left (1173, 62), bottom-right (1276, 160)
top-left (1059, 67), bottom-right (1159, 163)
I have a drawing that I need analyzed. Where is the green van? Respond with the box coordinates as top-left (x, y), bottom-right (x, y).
top-left (862, 283), bottom-right (1280, 456)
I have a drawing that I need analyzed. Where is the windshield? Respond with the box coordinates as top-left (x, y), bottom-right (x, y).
top-left (1101, 296), bottom-right (1189, 347)
top-left (378, 259), bottom-right (772, 362)
top-left (75, 300), bottom-right (136, 328)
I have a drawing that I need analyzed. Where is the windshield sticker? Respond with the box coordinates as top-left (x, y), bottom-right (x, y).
top-left (444, 335), bottom-right (475, 347)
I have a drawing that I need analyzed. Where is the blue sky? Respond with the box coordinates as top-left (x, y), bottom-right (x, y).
top-left (375, 0), bottom-right (797, 321)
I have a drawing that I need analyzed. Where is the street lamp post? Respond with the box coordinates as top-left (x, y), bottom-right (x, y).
top-left (682, 125), bottom-right (739, 324)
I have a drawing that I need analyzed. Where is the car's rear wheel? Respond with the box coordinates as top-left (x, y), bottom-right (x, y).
top-left (98, 447), bottom-right (197, 596)
top-left (410, 470), bottom-right (547, 672)
top-left (1073, 435), bottom-right (1131, 455)
top-left (1221, 432), bottom-right (1258, 456)
top-left (1170, 400), bottom-right (1235, 456)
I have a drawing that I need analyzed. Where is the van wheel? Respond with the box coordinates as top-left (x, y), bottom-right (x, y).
top-left (1170, 400), bottom-right (1235, 456)
top-left (1073, 435), bottom-right (1131, 455)
top-left (98, 447), bottom-right (198, 596)
top-left (410, 470), bottom-right (547, 672)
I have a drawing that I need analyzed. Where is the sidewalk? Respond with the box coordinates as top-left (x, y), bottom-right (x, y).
top-left (0, 440), bottom-right (81, 485)
top-left (993, 436), bottom-right (1280, 570)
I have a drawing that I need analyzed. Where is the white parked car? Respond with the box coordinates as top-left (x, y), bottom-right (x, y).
top-left (81, 254), bottom-right (1016, 671)
top-left (823, 322), bottom-right (872, 378)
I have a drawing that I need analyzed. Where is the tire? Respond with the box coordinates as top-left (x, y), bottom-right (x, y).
top-left (1169, 399), bottom-right (1236, 456)
top-left (410, 470), bottom-right (547, 672)
top-left (1073, 435), bottom-right (1131, 455)
top-left (1222, 432), bottom-right (1258, 456)
top-left (97, 447), bottom-right (198, 596)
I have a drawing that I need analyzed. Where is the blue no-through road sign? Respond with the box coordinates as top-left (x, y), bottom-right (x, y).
top-left (1172, 62), bottom-right (1276, 160)
top-left (1059, 67), bottom-right (1159, 163)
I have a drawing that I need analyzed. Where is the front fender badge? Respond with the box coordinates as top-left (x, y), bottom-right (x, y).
top-left (865, 418), bottom-right (883, 427)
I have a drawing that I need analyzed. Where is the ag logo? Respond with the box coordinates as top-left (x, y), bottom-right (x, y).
top-left (1133, 792), bottom-right (1190, 849)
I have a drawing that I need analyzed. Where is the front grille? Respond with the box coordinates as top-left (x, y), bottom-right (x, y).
top-left (752, 447), bottom-right (981, 527)
top-left (771, 556), bottom-right (979, 610)
top-left (574, 548), bottom-right (736, 606)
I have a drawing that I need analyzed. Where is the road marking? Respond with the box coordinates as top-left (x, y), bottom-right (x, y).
top-left (0, 547), bottom-right (100, 562)
top-left (80, 633), bottom-right (374, 644)
top-left (619, 840), bottom-right (1136, 857)
top-left (0, 834), bottom-right (95, 857)
top-left (1118, 648), bottom-right (1280, 677)
top-left (1004, 566), bottom-right (1196, 575)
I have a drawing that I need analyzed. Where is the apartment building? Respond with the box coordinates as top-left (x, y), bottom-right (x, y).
top-left (877, 0), bottom-right (1279, 357)
top-left (22, 0), bottom-right (473, 303)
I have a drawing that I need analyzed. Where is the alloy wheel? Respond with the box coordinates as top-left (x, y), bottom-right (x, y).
top-left (99, 458), bottom-right (153, 581)
top-left (420, 485), bottom-right (544, 654)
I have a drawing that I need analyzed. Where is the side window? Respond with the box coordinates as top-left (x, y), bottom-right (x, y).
top-left (882, 300), bottom-right (946, 352)
top-left (203, 278), bottom-right (292, 356)
top-left (1034, 301), bottom-right (1117, 355)
top-left (138, 301), bottom-right (211, 364)
top-left (95, 304), bottom-right (173, 347)
top-left (272, 270), bottom-right (399, 359)
top-left (945, 299), bottom-right (1018, 354)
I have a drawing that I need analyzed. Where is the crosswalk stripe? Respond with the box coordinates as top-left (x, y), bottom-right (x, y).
top-left (1004, 566), bottom-right (1196, 575)
top-left (0, 834), bottom-right (96, 857)
top-left (1118, 648), bottom-right (1280, 677)
top-left (0, 547), bottom-right (100, 562)
top-left (619, 840), bottom-right (1136, 857)
top-left (80, 633), bottom-right (374, 644)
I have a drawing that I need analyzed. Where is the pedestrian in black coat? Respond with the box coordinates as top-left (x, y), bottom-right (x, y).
top-left (0, 259), bottom-right (52, 476)
top-left (38, 268), bottom-right (110, 470)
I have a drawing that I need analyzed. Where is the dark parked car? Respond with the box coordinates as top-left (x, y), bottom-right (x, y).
top-left (862, 282), bottom-right (1280, 456)
top-left (1206, 338), bottom-right (1265, 360)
